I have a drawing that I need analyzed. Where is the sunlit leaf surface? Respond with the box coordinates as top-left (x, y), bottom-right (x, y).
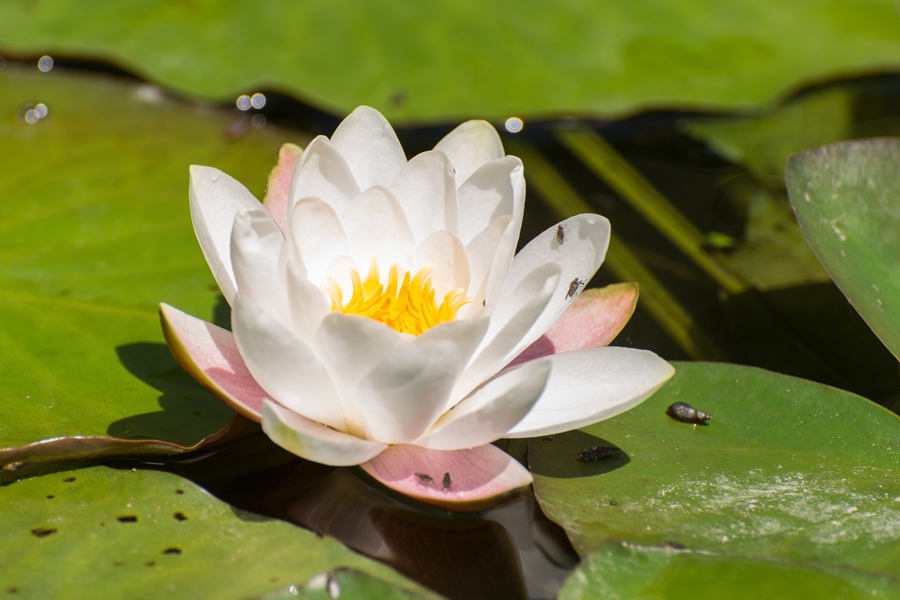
top-left (0, 65), bottom-right (309, 448)
top-left (558, 542), bottom-right (900, 600)
top-left (530, 362), bottom-right (900, 576)
top-left (1, 1), bottom-right (900, 122)
top-left (787, 138), bottom-right (900, 362)
top-left (0, 466), bottom-right (434, 599)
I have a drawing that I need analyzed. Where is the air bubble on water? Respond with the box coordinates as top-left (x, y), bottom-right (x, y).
top-left (505, 117), bottom-right (523, 133)
top-left (251, 114), bottom-right (266, 128)
top-left (236, 95), bottom-right (252, 111)
top-left (38, 55), bottom-right (54, 72)
top-left (24, 109), bottom-right (39, 124)
top-left (251, 93), bottom-right (266, 109)
top-left (34, 103), bottom-right (48, 119)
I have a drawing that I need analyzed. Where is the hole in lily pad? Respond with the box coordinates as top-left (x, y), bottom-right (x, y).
top-left (117, 515), bottom-right (138, 523)
top-left (30, 527), bottom-right (57, 537)
top-left (162, 547), bottom-right (182, 555)
top-left (173, 512), bottom-right (187, 521)
top-left (63, 477), bottom-right (76, 483)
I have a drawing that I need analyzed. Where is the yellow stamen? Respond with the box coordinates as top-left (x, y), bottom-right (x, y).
top-left (325, 258), bottom-right (472, 335)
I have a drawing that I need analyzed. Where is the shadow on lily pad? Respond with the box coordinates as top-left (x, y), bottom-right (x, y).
top-left (528, 430), bottom-right (630, 480)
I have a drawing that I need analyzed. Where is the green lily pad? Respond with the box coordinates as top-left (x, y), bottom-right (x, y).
top-left (530, 362), bottom-right (900, 576)
top-left (558, 541), bottom-right (900, 600)
top-left (2, 1), bottom-right (900, 122)
top-left (0, 64), bottom-right (309, 448)
top-left (280, 568), bottom-right (439, 600)
top-left (787, 138), bottom-right (900, 362)
top-left (0, 466), bottom-right (436, 599)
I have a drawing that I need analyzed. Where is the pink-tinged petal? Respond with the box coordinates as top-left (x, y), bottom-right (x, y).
top-left (288, 136), bottom-right (361, 219)
top-left (289, 196), bottom-right (349, 285)
top-left (341, 186), bottom-right (416, 277)
top-left (159, 303), bottom-right (267, 422)
top-left (189, 165), bottom-right (263, 304)
top-left (262, 400), bottom-right (386, 466)
top-left (509, 282), bottom-right (638, 367)
top-left (356, 317), bottom-right (489, 445)
top-left (433, 120), bottom-right (505, 187)
top-left (262, 143), bottom-right (303, 234)
top-left (360, 444), bottom-right (532, 512)
top-left (416, 359), bottom-right (550, 451)
top-left (456, 156), bottom-right (525, 245)
top-left (498, 214), bottom-right (611, 360)
top-left (232, 296), bottom-right (348, 432)
top-left (331, 106), bottom-right (407, 190)
top-left (505, 347), bottom-right (675, 438)
top-left (414, 230), bottom-right (470, 298)
top-left (231, 208), bottom-right (290, 328)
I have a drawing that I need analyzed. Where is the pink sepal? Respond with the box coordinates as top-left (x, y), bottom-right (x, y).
top-left (510, 282), bottom-right (638, 367)
top-left (160, 303), bottom-right (268, 422)
top-left (360, 444), bottom-right (533, 512)
top-left (263, 143), bottom-right (303, 234)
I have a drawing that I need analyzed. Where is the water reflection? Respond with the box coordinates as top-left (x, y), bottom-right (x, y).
top-left (37, 55), bottom-right (53, 72)
top-left (104, 429), bottom-right (577, 600)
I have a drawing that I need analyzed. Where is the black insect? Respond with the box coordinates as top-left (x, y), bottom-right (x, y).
top-left (442, 472), bottom-right (452, 491)
top-left (577, 445), bottom-right (621, 465)
top-left (556, 223), bottom-right (567, 245)
top-left (667, 402), bottom-right (712, 424)
top-left (566, 278), bottom-right (586, 299)
top-left (414, 472), bottom-right (433, 485)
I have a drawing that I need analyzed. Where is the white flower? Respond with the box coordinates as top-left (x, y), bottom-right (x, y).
top-left (160, 106), bottom-right (673, 506)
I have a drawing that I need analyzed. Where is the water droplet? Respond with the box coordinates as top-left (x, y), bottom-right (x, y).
top-left (251, 93), bottom-right (266, 109)
top-left (34, 103), bottom-right (48, 119)
top-left (326, 576), bottom-right (340, 598)
top-left (236, 95), bottom-right (252, 111)
top-left (209, 171), bottom-right (220, 183)
top-left (37, 55), bottom-right (54, 72)
top-left (24, 109), bottom-right (39, 124)
top-left (288, 584), bottom-right (299, 596)
top-left (135, 84), bottom-right (163, 104)
top-left (505, 117), bottom-right (523, 133)
top-left (251, 114), bottom-right (266, 128)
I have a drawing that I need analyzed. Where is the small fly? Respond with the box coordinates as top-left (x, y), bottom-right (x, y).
top-left (566, 278), bottom-right (585, 299)
top-left (556, 224), bottom-right (567, 245)
top-left (442, 472), bottom-right (452, 491)
top-left (414, 472), bottom-right (433, 485)
top-left (577, 445), bottom-right (621, 465)
top-left (666, 402), bottom-right (712, 424)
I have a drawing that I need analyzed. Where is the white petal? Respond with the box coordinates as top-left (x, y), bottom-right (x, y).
top-left (355, 317), bottom-right (489, 445)
top-left (231, 208), bottom-right (290, 327)
top-left (415, 359), bottom-right (551, 450)
top-left (287, 136), bottom-right (360, 219)
top-left (505, 347), bottom-right (675, 438)
top-left (289, 196), bottom-right (349, 285)
top-left (285, 261), bottom-right (331, 344)
top-left (453, 263), bottom-right (560, 399)
top-left (466, 216), bottom-right (512, 309)
top-left (330, 106), bottom-right (407, 190)
top-left (341, 186), bottom-right (416, 277)
top-left (189, 165), bottom-right (262, 304)
top-left (500, 214), bottom-right (611, 360)
top-left (433, 120), bottom-right (505, 187)
top-left (456, 157), bottom-right (525, 245)
top-left (414, 230), bottom-right (470, 298)
top-left (232, 296), bottom-right (347, 432)
top-left (389, 150), bottom-right (459, 242)
top-left (315, 313), bottom-right (404, 439)
top-left (263, 400), bottom-right (386, 466)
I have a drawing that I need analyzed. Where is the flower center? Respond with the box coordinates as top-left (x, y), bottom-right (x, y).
top-left (325, 258), bottom-right (472, 336)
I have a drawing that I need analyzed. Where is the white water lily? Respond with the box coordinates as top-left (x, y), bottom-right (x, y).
top-left (161, 106), bottom-right (673, 506)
